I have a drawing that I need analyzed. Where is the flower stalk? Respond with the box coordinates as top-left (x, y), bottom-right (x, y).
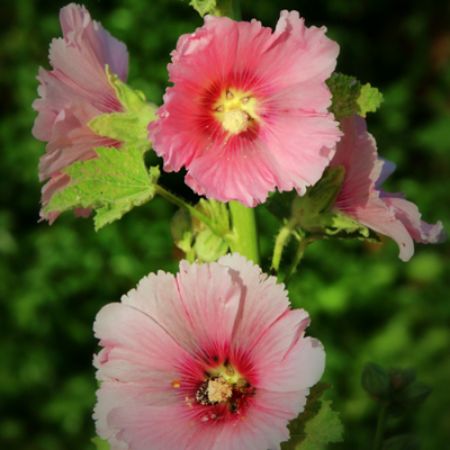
top-left (228, 201), bottom-right (259, 264)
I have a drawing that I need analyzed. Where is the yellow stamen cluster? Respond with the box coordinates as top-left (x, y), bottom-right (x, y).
top-left (207, 378), bottom-right (233, 403)
top-left (213, 88), bottom-right (259, 135)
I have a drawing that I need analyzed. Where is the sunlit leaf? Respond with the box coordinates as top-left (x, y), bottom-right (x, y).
top-left (46, 147), bottom-right (160, 230)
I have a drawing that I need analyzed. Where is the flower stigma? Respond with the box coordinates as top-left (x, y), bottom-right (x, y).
top-left (213, 88), bottom-right (259, 135)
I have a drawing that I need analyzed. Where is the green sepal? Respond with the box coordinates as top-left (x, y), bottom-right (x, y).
top-left (289, 166), bottom-right (379, 241)
top-left (292, 166), bottom-right (346, 227)
top-left (282, 383), bottom-right (344, 450)
top-left (88, 66), bottom-right (156, 152)
top-left (45, 147), bottom-right (160, 230)
top-left (171, 199), bottom-right (231, 262)
top-left (189, 0), bottom-right (219, 16)
top-left (327, 73), bottom-right (383, 119)
top-left (322, 212), bottom-right (374, 240)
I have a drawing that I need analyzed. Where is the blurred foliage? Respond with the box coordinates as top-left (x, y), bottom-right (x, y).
top-left (0, 0), bottom-right (449, 449)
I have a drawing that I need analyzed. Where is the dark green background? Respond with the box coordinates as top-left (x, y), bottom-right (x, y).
top-left (1, 0), bottom-right (449, 448)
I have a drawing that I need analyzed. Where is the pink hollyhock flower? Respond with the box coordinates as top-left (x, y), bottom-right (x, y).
top-left (149, 10), bottom-right (341, 207)
top-left (331, 115), bottom-right (445, 261)
top-left (94, 254), bottom-right (325, 450)
top-left (32, 3), bottom-right (128, 222)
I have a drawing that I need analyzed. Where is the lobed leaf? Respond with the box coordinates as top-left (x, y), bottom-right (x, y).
top-left (46, 147), bottom-right (160, 230)
top-left (327, 73), bottom-right (383, 119)
top-left (282, 384), bottom-right (344, 450)
top-left (189, 0), bottom-right (219, 16)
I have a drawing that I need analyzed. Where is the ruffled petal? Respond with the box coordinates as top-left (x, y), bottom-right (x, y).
top-left (149, 10), bottom-right (340, 205)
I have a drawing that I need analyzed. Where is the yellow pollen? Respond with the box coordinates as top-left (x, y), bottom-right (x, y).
top-left (213, 87), bottom-right (259, 135)
top-left (222, 109), bottom-right (250, 135)
top-left (207, 378), bottom-right (233, 403)
top-left (171, 380), bottom-right (181, 389)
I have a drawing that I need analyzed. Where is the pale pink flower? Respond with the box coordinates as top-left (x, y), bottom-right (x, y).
top-left (149, 10), bottom-right (341, 207)
top-left (32, 3), bottom-right (128, 222)
top-left (331, 115), bottom-right (445, 261)
top-left (94, 254), bottom-right (325, 450)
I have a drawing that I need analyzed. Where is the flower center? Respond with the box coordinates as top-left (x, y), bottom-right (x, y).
top-left (194, 362), bottom-right (255, 412)
top-left (213, 88), bottom-right (259, 135)
top-left (206, 378), bottom-right (233, 403)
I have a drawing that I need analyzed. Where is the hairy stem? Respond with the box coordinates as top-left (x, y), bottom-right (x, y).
top-left (271, 225), bottom-right (293, 272)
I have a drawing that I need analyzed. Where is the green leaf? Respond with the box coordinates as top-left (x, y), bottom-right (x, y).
top-left (189, 0), bottom-right (219, 16)
top-left (92, 437), bottom-right (110, 450)
top-left (327, 73), bottom-right (361, 120)
top-left (357, 83), bottom-right (384, 117)
top-left (282, 384), bottom-right (344, 450)
top-left (45, 147), bottom-right (160, 230)
top-left (88, 66), bottom-right (157, 151)
top-left (299, 400), bottom-right (344, 450)
top-left (327, 73), bottom-right (383, 119)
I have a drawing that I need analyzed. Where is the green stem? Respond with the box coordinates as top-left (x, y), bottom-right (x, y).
top-left (228, 201), bottom-right (259, 264)
top-left (373, 404), bottom-right (388, 450)
top-left (155, 185), bottom-right (232, 246)
top-left (271, 224), bottom-right (292, 272)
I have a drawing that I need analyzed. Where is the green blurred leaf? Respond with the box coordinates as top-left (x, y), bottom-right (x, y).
top-left (415, 115), bottom-right (450, 155)
top-left (391, 381), bottom-right (431, 413)
top-left (46, 147), bottom-right (160, 230)
top-left (362, 363), bottom-right (390, 399)
top-left (382, 435), bottom-right (419, 450)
